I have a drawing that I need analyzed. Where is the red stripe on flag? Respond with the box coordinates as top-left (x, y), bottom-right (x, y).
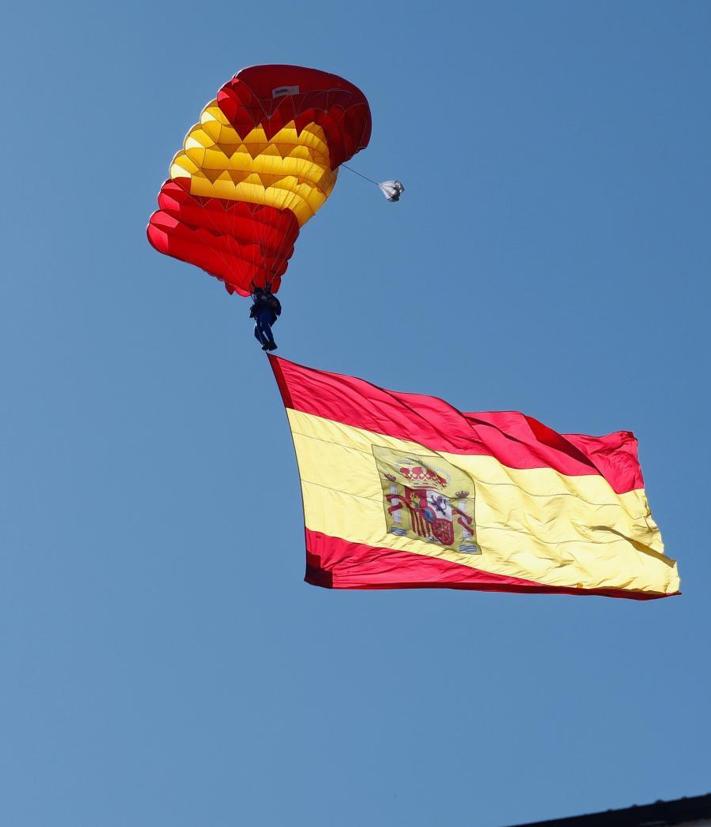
top-left (269, 356), bottom-right (644, 495)
top-left (304, 530), bottom-right (671, 599)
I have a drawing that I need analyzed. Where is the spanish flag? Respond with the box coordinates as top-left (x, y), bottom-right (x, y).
top-left (270, 356), bottom-right (679, 599)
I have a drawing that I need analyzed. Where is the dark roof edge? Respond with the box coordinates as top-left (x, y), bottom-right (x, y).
top-left (506, 793), bottom-right (711, 827)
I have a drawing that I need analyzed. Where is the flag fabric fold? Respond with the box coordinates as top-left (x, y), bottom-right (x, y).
top-left (270, 355), bottom-right (679, 599)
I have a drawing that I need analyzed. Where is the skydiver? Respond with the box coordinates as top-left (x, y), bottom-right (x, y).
top-left (250, 286), bottom-right (281, 351)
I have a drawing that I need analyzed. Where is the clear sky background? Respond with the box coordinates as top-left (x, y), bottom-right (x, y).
top-left (1, 2), bottom-right (709, 825)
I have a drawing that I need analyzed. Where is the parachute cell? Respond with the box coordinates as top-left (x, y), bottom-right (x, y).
top-left (147, 65), bottom-right (372, 296)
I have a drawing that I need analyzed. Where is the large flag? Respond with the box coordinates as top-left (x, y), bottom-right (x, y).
top-left (270, 356), bottom-right (679, 599)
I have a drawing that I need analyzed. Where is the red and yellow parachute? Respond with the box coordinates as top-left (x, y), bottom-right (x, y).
top-left (147, 65), bottom-right (372, 296)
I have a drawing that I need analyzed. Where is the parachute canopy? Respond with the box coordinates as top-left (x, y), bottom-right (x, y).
top-left (147, 65), bottom-right (372, 296)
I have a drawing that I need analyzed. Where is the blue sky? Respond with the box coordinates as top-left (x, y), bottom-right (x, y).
top-left (1, 2), bottom-right (710, 825)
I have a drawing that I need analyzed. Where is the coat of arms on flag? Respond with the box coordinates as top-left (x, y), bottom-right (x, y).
top-left (373, 446), bottom-right (480, 554)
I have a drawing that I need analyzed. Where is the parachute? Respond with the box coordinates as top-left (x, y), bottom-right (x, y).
top-left (147, 65), bottom-right (372, 296)
top-left (378, 179), bottom-right (405, 202)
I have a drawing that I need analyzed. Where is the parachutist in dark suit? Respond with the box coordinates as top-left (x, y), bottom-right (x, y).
top-left (250, 287), bottom-right (281, 351)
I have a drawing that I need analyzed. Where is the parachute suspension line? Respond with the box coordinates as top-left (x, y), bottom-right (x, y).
top-left (341, 163), bottom-right (380, 186)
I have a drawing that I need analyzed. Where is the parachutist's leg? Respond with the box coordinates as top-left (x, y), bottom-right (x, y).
top-left (260, 319), bottom-right (276, 349)
top-left (254, 325), bottom-right (269, 349)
